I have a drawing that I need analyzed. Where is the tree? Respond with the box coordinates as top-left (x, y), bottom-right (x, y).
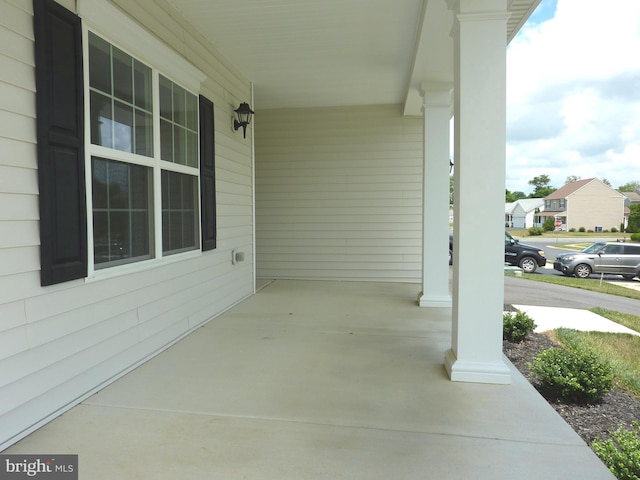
top-left (506, 189), bottom-right (516, 203)
top-left (449, 174), bottom-right (454, 205)
top-left (528, 174), bottom-right (555, 198)
top-left (618, 181), bottom-right (640, 192)
top-left (565, 175), bottom-right (581, 184)
top-left (628, 204), bottom-right (640, 233)
top-left (506, 189), bottom-right (527, 202)
top-left (602, 178), bottom-right (611, 187)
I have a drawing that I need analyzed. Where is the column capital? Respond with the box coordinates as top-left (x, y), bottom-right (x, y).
top-left (419, 82), bottom-right (453, 108)
top-left (447, 0), bottom-right (511, 22)
top-left (448, 0), bottom-right (509, 14)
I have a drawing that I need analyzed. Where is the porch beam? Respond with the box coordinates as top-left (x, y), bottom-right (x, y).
top-left (418, 82), bottom-right (452, 308)
top-left (445, 0), bottom-right (511, 384)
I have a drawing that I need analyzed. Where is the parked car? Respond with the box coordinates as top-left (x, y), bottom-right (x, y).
top-left (553, 242), bottom-right (640, 279)
top-left (448, 232), bottom-right (547, 273)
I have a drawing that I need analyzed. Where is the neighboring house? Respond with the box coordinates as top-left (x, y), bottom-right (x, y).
top-left (622, 190), bottom-right (640, 228)
top-left (540, 178), bottom-right (626, 231)
top-left (505, 198), bottom-right (544, 229)
top-left (0, 0), bottom-right (540, 449)
top-left (622, 190), bottom-right (640, 207)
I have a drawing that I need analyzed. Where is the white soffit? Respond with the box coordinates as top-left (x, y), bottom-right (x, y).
top-left (165, 0), bottom-right (540, 112)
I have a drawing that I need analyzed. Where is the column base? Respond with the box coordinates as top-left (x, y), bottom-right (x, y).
top-left (417, 291), bottom-right (452, 308)
top-left (444, 349), bottom-right (511, 384)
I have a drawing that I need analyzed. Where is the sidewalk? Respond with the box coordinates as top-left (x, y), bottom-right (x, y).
top-left (513, 304), bottom-right (640, 336)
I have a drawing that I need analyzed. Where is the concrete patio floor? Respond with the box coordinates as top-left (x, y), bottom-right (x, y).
top-left (4, 280), bottom-right (613, 479)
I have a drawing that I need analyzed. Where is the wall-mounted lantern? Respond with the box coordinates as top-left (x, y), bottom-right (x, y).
top-left (233, 102), bottom-right (254, 138)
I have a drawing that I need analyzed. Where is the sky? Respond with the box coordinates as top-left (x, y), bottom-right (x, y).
top-left (505, 0), bottom-right (640, 194)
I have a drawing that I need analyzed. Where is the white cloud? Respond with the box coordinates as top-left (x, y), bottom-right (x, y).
top-left (506, 0), bottom-right (640, 194)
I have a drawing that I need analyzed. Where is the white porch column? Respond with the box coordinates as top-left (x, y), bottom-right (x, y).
top-left (444, 0), bottom-right (511, 384)
top-left (418, 83), bottom-right (452, 308)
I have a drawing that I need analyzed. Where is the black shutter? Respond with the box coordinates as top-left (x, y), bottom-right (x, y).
top-left (33, 0), bottom-right (87, 285)
top-left (199, 95), bottom-right (217, 251)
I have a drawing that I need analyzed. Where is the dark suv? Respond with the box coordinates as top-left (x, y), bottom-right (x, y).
top-left (449, 232), bottom-right (547, 273)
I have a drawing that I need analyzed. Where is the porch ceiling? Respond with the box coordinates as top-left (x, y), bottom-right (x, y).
top-left (166, 0), bottom-right (540, 112)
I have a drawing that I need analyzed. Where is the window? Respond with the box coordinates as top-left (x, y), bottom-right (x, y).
top-left (89, 32), bottom-right (153, 155)
top-left (87, 32), bottom-right (200, 270)
top-left (624, 245), bottom-right (640, 255)
top-left (34, 0), bottom-right (215, 285)
top-left (92, 157), bottom-right (152, 266)
top-left (603, 244), bottom-right (623, 255)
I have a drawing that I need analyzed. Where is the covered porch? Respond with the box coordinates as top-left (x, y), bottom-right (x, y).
top-left (4, 280), bottom-right (611, 479)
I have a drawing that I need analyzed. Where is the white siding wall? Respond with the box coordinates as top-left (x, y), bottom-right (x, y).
top-left (255, 105), bottom-right (423, 282)
top-left (0, 0), bottom-right (254, 449)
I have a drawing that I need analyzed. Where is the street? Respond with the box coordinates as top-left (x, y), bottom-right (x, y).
top-left (504, 274), bottom-right (640, 316)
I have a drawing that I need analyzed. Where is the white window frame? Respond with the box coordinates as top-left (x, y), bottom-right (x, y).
top-left (79, 0), bottom-right (207, 279)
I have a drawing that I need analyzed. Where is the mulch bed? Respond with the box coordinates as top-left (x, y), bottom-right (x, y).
top-left (503, 330), bottom-right (640, 445)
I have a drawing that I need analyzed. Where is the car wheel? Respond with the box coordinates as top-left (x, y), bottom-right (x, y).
top-left (622, 274), bottom-right (636, 280)
top-left (519, 257), bottom-right (537, 273)
top-left (449, 250), bottom-right (452, 266)
top-left (574, 263), bottom-right (592, 279)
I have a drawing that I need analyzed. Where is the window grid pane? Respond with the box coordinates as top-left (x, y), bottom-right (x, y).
top-left (161, 170), bottom-right (198, 254)
top-left (92, 157), bottom-right (153, 267)
top-left (159, 74), bottom-right (198, 167)
top-left (88, 33), bottom-right (153, 157)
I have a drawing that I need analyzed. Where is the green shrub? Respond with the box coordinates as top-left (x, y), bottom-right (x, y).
top-left (631, 233), bottom-right (640, 242)
top-left (593, 422), bottom-right (640, 480)
top-left (542, 217), bottom-right (555, 231)
top-left (503, 311), bottom-right (536, 342)
top-left (529, 346), bottom-right (613, 403)
top-left (611, 227), bottom-right (618, 233)
top-left (579, 227), bottom-right (586, 232)
top-left (528, 227), bottom-right (543, 236)
top-left (569, 228), bottom-right (576, 232)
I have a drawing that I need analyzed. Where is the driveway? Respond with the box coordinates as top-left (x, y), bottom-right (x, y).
top-left (504, 275), bottom-right (640, 316)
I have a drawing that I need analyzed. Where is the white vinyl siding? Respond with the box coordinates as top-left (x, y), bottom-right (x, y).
top-left (255, 105), bottom-right (423, 282)
top-left (0, 0), bottom-right (38, 285)
top-left (0, 0), bottom-right (254, 450)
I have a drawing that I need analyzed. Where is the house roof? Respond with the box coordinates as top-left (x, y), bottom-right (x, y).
top-left (164, 0), bottom-right (540, 111)
top-left (540, 210), bottom-right (566, 217)
top-left (622, 191), bottom-right (640, 202)
top-left (545, 179), bottom-right (594, 199)
top-left (514, 198), bottom-right (544, 212)
top-left (506, 198), bottom-right (544, 215)
top-left (546, 178), bottom-right (625, 200)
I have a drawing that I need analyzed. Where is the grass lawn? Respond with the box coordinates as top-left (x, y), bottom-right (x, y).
top-left (522, 273), bottom-right (640, 301)
top-left (555, 321), bottom-right (640, 397)
top-left (508, 228), bottom-right (631, 239)
top-left (553, 243), bottom-right (592, 251)
top-left (519, 274), bottom-right (640, 397)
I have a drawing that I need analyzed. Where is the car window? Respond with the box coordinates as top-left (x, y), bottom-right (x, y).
top-left (603, 244), bottom-right (624, 255)
top-left (583, 243), bottom-right (605, 254)
top-left (623, 245), bottom-right (640, 255)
